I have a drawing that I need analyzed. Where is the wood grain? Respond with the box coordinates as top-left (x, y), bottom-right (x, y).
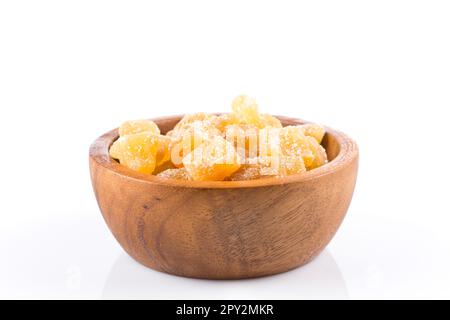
top-left (89, 115), bottom-right (359, 279)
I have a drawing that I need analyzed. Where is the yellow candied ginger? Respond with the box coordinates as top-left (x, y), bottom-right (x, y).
top-left (300, 123), bottom-right (325, 144)
top-left (110, 132), bottom-right (171, 174)
top-left (223, 124), bottom-right (259, 159)
top-left (252, 154), bottom-right (306, 178)
top-left (118, 119), bottom-right (160, 137)
top-left (229, 161), bottom-right (278, 181)
top-left (229, 164), bottom-right (264, 181)
top-left (171, 112), bottom-right (212, 133)
top-left (167, 116), bottom-right (222, 165)
top-left (231, 95), bottom-right (282, 129)
top-left (229, 152), bottom-right (307, 180)
top-left (304, 135), bottom-right (328, 170)
top-left (156, 168), bottom-right (191, 180)
top-left (109, 95), bottom-right (328, 181)
top-left (212, 113), bottom-right (240, 133)
top-left (279, 126), bottom-right (327, 171)
top-left (260, 113), bottom-right (283, 128)
top-left (182, 136), bottom-right (241, 181)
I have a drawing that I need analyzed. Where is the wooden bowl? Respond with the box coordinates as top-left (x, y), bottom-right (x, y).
top-left (89, 115), bottom-right (358, 279)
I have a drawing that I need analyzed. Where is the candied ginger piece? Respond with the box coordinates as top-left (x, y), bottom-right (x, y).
top-left (229, 165), bottom-right (262, 181)
top-left (167, 113), bottom-right (218, 148)
top-left (156, 168), bottom-right (191, 180)
top-left (111, 96), bottom-right (328, 179)
top-left (279, 154), bottom-right (307, 176)
top-left (224, 124), bottom-right (259, 159)
top-left (182, 136), bottom-right (241, 181)
top-left (278, 125), bottom-right (328, 171)
top-left (257, 127), bottom-right (308, 176)
top-left (109, 133), bottom-right (170, 174)
top-left (233, 155), bottom-right (305, 178)
top-left (304, 136), bottom-right (328, 169)
top-left (229, 161), bottom-right (279, 181)
top-left (300, 123), bottom-right (325, 143)
top-left (172, 113), bottom-right (213, 133)
top-left (212, 113), bottom-right (240, 133)
top-left (168, 116), bottom-right (221, 142)
top-left (118, 119), bottom-right (160, 137)
top-left (260, 113), bottom-right (282, 128)
top-left (231, 95), bottom-right (265, 128)
top-left (252, 154), bottom-right (306, 177)
top-left (257, 127), bottom-right (283, 159)
top-left (168, 120), bottom-right (221, 166)
top-left (279, 126), bottom-right (314, 166)
top-left (231, 95), bottom-right (282, 129)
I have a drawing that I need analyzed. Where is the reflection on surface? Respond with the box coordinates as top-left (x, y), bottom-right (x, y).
top-left (102, 249), bottom-right (348, 299)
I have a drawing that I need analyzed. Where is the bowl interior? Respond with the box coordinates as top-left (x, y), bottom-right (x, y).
top-left (90, 114), bottom-right (355, 188)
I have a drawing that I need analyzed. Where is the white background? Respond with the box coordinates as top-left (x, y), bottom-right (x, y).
top-left (1, 1), bottom-right (449, 299)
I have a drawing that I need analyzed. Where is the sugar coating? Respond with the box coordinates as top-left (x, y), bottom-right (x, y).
top-left (118, 119), bottom-right (160, 137)
top-left (300, 123), bottom-right (326, 144)
top-left (109, 95), bottom-right (328, 180)
top-left (109, 132), bottom-right (171, 174)
top-left (231, 95), bottom-right (282, 129)
top-left (229, 164), bottom-right (265, 181)
top-left (182, 135), bottom-right (241, 181)
top-left (167, 114), bottom-right (222, 165)
top-left (156, 168), bottom-right (191, 180)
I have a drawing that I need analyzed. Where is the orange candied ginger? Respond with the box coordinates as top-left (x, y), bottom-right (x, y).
top-left (167, 114), bottom-right (221, 165)
top-left (156, 167), bottom-right (191, 180)
top-left (231, 95), bottom-right (282, 129)
top-left (109, 95), bottom-right (328, 180)
top-left (223, 124), bottom-right (259, 159)
top-left (299, 123), bottom-right (325, 144)
top-left (109, 119), bottom-right (171, 174)
top-left (229, 162), bottom-right (276, 181)
top-left (182, 135), bottom-right (241, 181)
top-left (118, 119), bottom-right (160, 136)
top-left (110, 132), bottom-right (171, 174)
top-left (278, 125), bottom-right (327, 171)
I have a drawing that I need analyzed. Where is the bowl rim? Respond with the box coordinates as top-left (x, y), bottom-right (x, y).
top-left (89, 115), bottom-right (358, 189)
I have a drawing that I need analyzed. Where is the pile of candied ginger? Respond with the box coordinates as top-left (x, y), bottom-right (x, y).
top-left (110, 95), bottom-right (328, 181)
